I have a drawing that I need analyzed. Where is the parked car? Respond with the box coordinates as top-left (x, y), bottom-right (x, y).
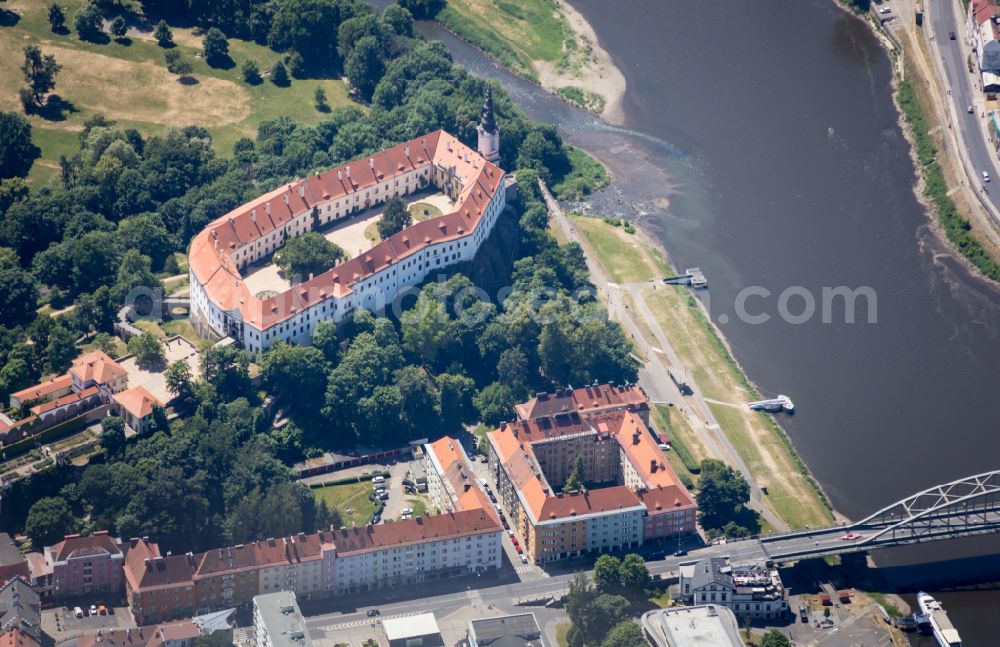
top-left (401, 506), bottom-right (413, 515)
top-left (968, 104), bottom-right (975, 114)
top-left (673, 549), bottom-right (687, 557)
top-left (879, 6), bottom-right (891, 13)
top-left (506, 529), bottom-right (515, 537)
top-left (479, 455), bottom-right (488, 463)
top-left (74, 607), bottom-right (84, 619)
top-left (402, 479), bottom-right (414, 487)
top-left (372, 476), bottom-right (385, 484)
top-left (515, 545), bottom-right (523, 554)
top-left (98, 604), bottom-right (107, 615)
top-left (520, 554), bottom-right (529, 564)
top-left (89, 604), bottom-right (98, 616)
top-left (983, 171), bottom-right (991, 182)
top-left (950, 31), bottom-right (956, 40)
top-left (367, 609), bottom-right (380, 617)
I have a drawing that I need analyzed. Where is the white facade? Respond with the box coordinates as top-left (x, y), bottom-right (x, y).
top-left (333, 531), bottom-right (502, 594)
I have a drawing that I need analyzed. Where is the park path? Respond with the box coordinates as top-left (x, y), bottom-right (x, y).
top-left (539, 181), bottom-right (788, 533)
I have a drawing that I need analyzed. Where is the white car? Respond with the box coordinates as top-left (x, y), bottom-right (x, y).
top-left (74, 607), bottom-right (84, 618)
top-left (506, 529), bottom-right (515, 537)
top-left (879, 7), bottom-right (891, 14)
top-left (400, 506), bottom-right (412, 515)
top-left (983, 171), bottom-right (991, 182)
top-left (89, 604), bottom-right (98, 616)
top-left (520, 554), bottom-right (529, 564)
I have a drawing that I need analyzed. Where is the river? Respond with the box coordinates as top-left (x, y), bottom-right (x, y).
top-left (398, 0), bottom-right (1000, 642)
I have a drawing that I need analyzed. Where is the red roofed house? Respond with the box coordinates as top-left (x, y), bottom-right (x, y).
top-left (112, 386), bottom-right (163, 434)
top-left (31, 532), bottom-right (125, 602)
top-left (188, 91), bottom-right (507, 352)
top-left (123, 539), bottom-right (195, 625)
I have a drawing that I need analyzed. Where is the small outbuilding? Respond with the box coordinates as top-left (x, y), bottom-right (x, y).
top-left (382, 613), bottom-right (441, 647)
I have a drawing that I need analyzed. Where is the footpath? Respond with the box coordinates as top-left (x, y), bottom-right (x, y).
top-left (539, 181), bottom-right (788, 532)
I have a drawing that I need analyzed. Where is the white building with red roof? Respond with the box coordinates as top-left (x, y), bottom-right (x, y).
top-left (189, 94), bottom-right (506, 351)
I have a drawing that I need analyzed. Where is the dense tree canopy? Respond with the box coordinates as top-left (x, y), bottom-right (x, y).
top-left (275, 231), bottom-right (345, 279)
top-left (696, 458), bottom-right (759, 537)
top-left (25, 496), bottom-right (76, 548)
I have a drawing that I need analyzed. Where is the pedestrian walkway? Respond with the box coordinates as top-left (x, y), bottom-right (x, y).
top-left (318, 611), bottom-right (422, 632)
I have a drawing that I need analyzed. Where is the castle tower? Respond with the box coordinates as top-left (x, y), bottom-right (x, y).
top-left (477, 86), bottom-right (500, 164)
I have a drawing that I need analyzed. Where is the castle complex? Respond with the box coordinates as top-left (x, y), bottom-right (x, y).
top-left (189, 92), bottom-right (506, 352)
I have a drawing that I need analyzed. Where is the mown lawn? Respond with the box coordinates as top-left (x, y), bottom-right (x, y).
top-left (571, 213), bottom-right (668, 284)
top-left (2, 0), bottom-right (352, 186)
top-left (313, 480), bottom-right (378, 528)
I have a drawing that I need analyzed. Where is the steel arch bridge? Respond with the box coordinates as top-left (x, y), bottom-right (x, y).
top-left (761, 469), bottom-right (1000, 561)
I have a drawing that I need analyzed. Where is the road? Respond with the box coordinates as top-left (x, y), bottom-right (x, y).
top-left (539, 182), bottom-right (788, 532)
top-left (921, 0), bottom-right (1000, 230)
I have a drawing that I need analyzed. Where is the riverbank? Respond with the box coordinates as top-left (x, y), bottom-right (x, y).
top-left (564, 213), bottom-right (835, 531)
top-left (434, 0), bottom-right (625, 123)
top-left (843, 1), bottom-right (1000, 284)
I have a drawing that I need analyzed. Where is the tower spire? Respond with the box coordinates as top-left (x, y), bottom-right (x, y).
top-left (477, 85), bottom-right (500, 163)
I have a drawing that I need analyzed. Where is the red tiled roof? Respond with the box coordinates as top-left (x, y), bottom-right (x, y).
top-left (49, 532), bottom-right (123, 563)
top-left (331, 509), bottom-right (500, 556)
top-left (425, 437), bottom-right (496, 516)
top-left (10, 374), bottom-right (72, 404)
top-left (29, 386), bottom-right (99, 416)
top-left (123, 539), bottom-right (194, 592)
top-left (536, 487), bottom-right (643, 521)
top-left (69, 351), bottom-right (126, 385)
top-left (515, 384), bottom-right (648, 420)
top-left (113, 386), bottom-right (162, 420)
top-left (0, 628), bottom-right (39, 647)
top-left (189, 130), bottom-right (505, 332)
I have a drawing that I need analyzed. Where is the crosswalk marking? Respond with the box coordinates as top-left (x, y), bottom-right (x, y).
top-left (466, 589), bottom-right (483, 604)
top-left (318, 611), bottom-right (420, 632)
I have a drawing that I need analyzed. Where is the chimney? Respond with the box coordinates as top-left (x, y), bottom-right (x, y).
top-left (265, 202), bottom-right (271, 216)
top-left (650, 459), bottom-right (657, 473)
top-left (633, 430), bottom-right (640, 445)
top-left (299, 185), bottom-right (305, 199)
top-left (405, 144), bottom-right (410, 157)
top-left (369, 158), bottom-right (375, 169)
top-left (251, 209), bottom-right (256, 223)
top-left (283, 192), bottom-right (290, 206)
top-left (346, 165), bottom-right (351, 178)
top-left (338, 169), bottom-right (343, 181)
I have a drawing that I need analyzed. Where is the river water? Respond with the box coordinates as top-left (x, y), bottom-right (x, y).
top-left (402, 0), bottom-right (1000, 641)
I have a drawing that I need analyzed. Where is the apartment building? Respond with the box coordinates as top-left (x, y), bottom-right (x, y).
top-left (252, 591), bottom-right (311, 647)
top-left (424, 436), bottom-right (495, 516)
top-left (330, 509), bottom-right (502, 594)
top-left (487, 387), bottom-right (696, 564)
top-left (26, 532), bottom-right (125, 602)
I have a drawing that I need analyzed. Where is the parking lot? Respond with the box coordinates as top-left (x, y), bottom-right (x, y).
top-left (41, 602), bottom-right (136, 640)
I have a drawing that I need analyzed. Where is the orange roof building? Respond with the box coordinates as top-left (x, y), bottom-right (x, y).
top-left (189, 120), bottom-right (507, 352)
top-left (487, 386), bottom-right (697, 564)
top-left (113, 386), bottom-right (163, 433)
top-left (424, 436), bottom-right (497, 519)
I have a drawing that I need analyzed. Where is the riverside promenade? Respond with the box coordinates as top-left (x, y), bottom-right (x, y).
top-left (538, 181), bottom-right (788, 532)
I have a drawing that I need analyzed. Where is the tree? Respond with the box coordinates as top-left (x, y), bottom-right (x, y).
top-left (112, 249), bottom-right (161, 303)
top-left (376, 196), bottom-right (410, 239)
top-left (601, 622), bottom-right (645, 647)
top-left (0, 113), bottom-right (40, 179)
top-left (382, 4), bottom-right (413, 37)
top-left (154, 20), bottom-right (173, 47)
top-left (110, 15), bottom-right (128, 40)
top-left (400, 297), bottom-right (448, 366)
top-left (45, 324), bottom-right (77, 374)
top-left (91, 332), bottom-right (118, 355)
top-left (74, 5), bottom-right (104, 42)
top-left (346, 35), bottom-right (383, 100)
top-left (696, 458), bottom-right (753, 532)
top-left (270, 60), bottom-right (289, 86)
top-left (202, 28), bottom-right (229, 67)
top-left (48, 4), bottom-right (66, 33)
top-left (585, 594), bottom-right (630, 642)
top-left (164, 49), bottom-right (193, 81)
top-left (262, 343), bottom-right (328, 406)
top-left (25, 497), bottom-right (75, 548)
top-left (127, 331), bottom-right (165, 368)
top-left (314, 87), bottom-right (329, 112)
top-left (164, 359), bottom-right (192, 398)
top-left (274, 232), bottom-right (344, 279)
top-left (398, 0), bottom-right (444, 19)
top-left (760, 630), bottom-right (792, 647)
top-left (242, 58), bottom-right (262, 84)
top-left (0, 247), bottom-right (38, 327)
top-left (21, 45), bottom-right (61, 111)
top-left (100, 415), bottom-right (127, 457)
top-left (564, 455), bottom-right (585, 492)
top-left (619, 553), bottom-right (649, 590)
top-left (593, 555), bottom-right (622, 592)
top-left (473, 382), bottom-right (518, 426)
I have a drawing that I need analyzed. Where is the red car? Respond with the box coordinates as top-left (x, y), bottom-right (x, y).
top-left (515, 545), bottom-right (523, 554)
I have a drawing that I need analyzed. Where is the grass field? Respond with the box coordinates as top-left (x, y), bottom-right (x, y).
top-left (313, 480), bottom-right (378, 528)
top-left (572, 215), bottom-right (833, 530)
top-left (436, 0), bottom-right (574, 81)
top-left (2, 0), bottom-right (352, 186)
